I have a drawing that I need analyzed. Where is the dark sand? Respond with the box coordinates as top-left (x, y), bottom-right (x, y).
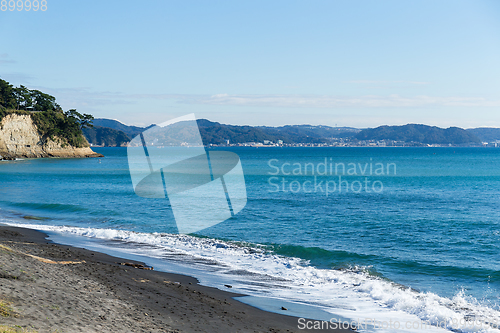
top-left (0, 226), bottom-right (354, 332)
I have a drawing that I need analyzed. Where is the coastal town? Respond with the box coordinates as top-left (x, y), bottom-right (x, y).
top-left (208, 138), bottom-right (500, 148)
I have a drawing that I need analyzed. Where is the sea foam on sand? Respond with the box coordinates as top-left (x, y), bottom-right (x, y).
top-left (4, 221), bottom-right (500, 333)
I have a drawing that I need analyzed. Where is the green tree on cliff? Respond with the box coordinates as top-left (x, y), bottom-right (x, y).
top-left (0, 78), bottom-right (62, 112)
top-left (13, 85), bottom-right (32, 110)
top-left (0, 79), bottom-right (16, 109)
top-left (65, 109), bottom-right (94, 129)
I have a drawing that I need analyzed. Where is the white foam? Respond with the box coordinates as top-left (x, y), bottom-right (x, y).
top-left (4, 221), bottom-right (500, 333)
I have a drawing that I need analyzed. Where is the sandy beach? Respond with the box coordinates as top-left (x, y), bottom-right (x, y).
top-left (0, 226), bottom-right (354, 333)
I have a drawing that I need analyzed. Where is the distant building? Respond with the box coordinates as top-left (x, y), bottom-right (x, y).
top-left (484, 142), bottom-right (499, 147)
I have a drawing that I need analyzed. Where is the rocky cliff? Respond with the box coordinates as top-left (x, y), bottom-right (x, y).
top-left (0, 114), bottom-right (103, 159)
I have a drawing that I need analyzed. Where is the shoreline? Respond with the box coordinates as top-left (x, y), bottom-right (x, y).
top-left (0, 225), bottom-right (354, 332)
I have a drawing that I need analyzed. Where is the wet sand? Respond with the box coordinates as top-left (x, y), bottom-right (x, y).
top-left (0, 226), bottom-right (354, 332)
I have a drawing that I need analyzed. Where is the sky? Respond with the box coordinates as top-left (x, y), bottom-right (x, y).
top-left (1, 0), bottom-right (499, 128)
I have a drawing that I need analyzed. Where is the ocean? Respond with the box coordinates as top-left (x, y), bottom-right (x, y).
top-left (0, 147), bottom-right (499, 332)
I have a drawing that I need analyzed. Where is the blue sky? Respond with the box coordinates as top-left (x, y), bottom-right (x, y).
top-left (1, 0), bottom-right (499, 128)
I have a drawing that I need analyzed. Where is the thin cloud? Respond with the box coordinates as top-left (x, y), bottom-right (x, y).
top-left (0, 54), bottom-right (16, 65)
top-left (0, 72), bottom-right (34, 84)
top-left (24, 86), bottom-right (500, 111)
top-left (349, 80), bottom-right (431, 85)
top-left (27, 86), bottom-right (190, 107)
top-left (182, 93), bottom-right (500, 108)
top-left (30, 87), bottom-right (139, 111)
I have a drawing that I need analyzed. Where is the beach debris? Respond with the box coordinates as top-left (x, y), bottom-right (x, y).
top-left (224, 284), bottom-right (232, 288)
top-left (281, 306), bottom-right (288, 311)
top-left (119, 262), bottom-right (154, 270)
top-left (0, 244), bottom-right (13, 252)
top-left (163, 281), bottom-right (181, 285)
top-left (0, 243), bottom-right (85, 265)
top-left (132, 278), bottom-right (150, 283)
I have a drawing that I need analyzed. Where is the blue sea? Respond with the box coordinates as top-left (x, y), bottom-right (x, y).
top-left (1, 147), bottom-right (499, 332)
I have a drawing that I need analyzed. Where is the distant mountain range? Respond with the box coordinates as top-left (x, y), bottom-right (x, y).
top-left (467, 128), bottom-right (500, 142)
top-left (83, 118), bottom-right (361, 146)
top-left (356, 124), bottom-right (481, 145)
top-left (197, 119), bottom-right (360, 145)
top-left (82, 118), bottom-right (500, 147)
top-left (83, 119), bottom-right (154, 147)
top-left (82, 126), bottom-right (131, 147)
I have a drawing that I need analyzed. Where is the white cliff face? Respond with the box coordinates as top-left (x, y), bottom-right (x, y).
top-left (0, 113), bottom-right (102, 159)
